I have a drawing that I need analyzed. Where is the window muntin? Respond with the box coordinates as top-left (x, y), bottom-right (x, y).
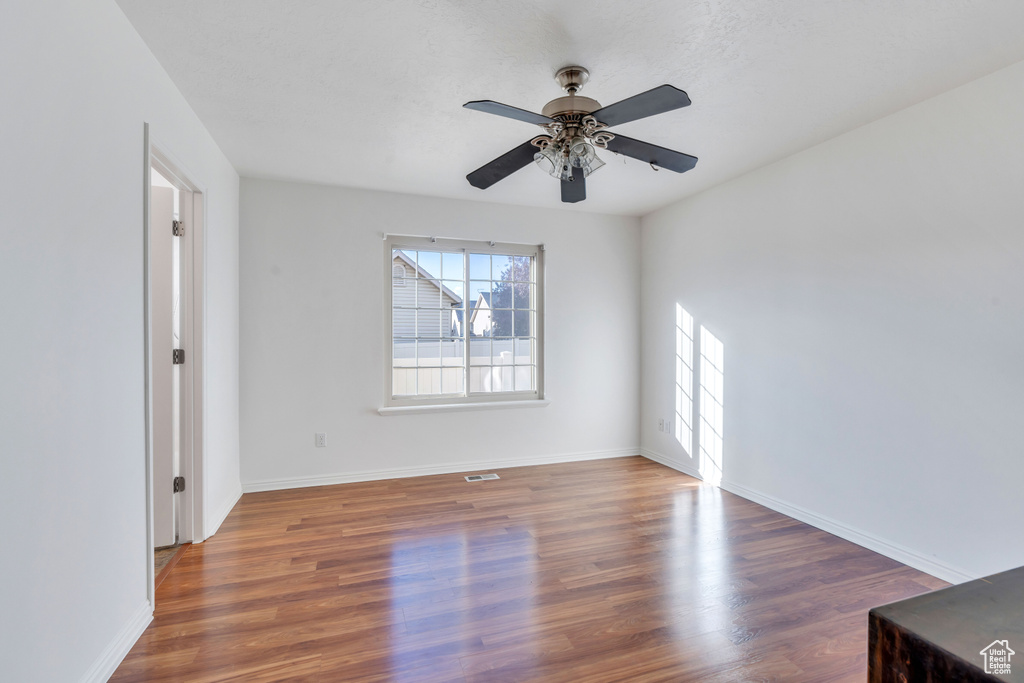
top-left (386, 237), bottom-right (543, 406)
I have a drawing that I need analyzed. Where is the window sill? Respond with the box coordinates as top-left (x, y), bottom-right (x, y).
top-left (378, 399), bottom-right (550, 416)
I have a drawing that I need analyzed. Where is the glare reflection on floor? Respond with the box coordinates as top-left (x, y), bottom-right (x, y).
top-left (669, 482), bottom-right (730, 643)
top-left (388, 529), bottom-right (538, 678)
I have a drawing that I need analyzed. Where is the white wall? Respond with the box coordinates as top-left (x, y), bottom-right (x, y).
top-left (640, 59), bottom-right (1024, 582)
top-left (240, 179), bottom-right (639, 488)
top-left (0, 2), bottom-right (240, 681)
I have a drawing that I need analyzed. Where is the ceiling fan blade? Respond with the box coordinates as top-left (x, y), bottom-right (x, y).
top-left (604, 134), bottom-right (698, 174)
top-left (590, 85), bottom-right (691, 127)
top-left (561, 166), bottom-right (586, 203)
top-left (466, 140), bottom-right (538, 189)
top-left (464, 100), bottom-right (554, 126)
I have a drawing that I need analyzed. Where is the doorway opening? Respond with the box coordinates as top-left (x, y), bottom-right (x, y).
top-left (145, 131), bottom-right (205, 605)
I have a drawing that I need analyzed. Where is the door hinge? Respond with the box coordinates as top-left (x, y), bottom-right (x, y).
top-left (173, 476), bottom-right (185, 493)
top-left (172, 348), bottom-right (185, 365)
top-left (172, 220), bottom-right (185, 237)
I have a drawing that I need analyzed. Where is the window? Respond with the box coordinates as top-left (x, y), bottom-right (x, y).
top-left (385, 236), bottom-right (543, 406)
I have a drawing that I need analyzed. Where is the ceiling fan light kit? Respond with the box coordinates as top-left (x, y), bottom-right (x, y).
top-left (464, 66), bottom-right (698, 203)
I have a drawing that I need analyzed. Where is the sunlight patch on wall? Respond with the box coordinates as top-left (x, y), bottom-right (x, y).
top-left (698, 326), bottom-right (724, 486)
top-left (674, 304), bottom-right (694, 455)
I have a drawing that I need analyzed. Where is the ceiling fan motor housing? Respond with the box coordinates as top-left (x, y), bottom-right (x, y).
top-left (542, 94), bottom-right (602, 119)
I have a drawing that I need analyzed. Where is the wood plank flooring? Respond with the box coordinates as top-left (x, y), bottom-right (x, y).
top-left (113, 457), bottom-right (946, 682)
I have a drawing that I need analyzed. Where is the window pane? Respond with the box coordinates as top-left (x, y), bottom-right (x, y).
top-left (417, 368), bottom-right (441, 395)
top-left (512, 310), bottom-right (532, 337)
top-left (469, 284), bottom-right (492, 337)
top-left (417, 340), bottom-right (441, 367)
top-left (469, 253), bottom-right (490, 280)
top-left (393, 339), bottom-right (416, 366)
top-left (470, 338), bottom-right (490, 365)
top-left (451, 309), bottom-right (466, 339)
top-left (422, 280), bottom-right (442, 309)
top-left (441, 310), bottom-right (453, 338)
top-left (492, 254), bottom-right (513, 281)
top-left (439, 311), bottom-right (451, 339)
top-left (513, 282), bottom-right (531, 309)
top-left (442, 280), bottom-right (464, 307)
top-left (441, 367), bottom-right (464, 395)
top-left (469, 280), bottom-right (491, 300)
top-left (393, 368), bottom-right (416, 396)
top-left (469, 366), bottom-right (490, 393)
top-left (491, 338), bottom-right (514, 365)
top-left (513, 256), bottom-right (531, 282)
top-left (441, 252), bottom-right (464, 280)
top-left (393, 249), bottom-right (413, 270)
top-left (416, 310), bottom-right (442, 338)
top-left (491, 283), bottom-right (512, 308)
top-left (393, 278), bottom-right (414, 310)
top-left (393, 309), bottom-right (415, 337)
top-left (495, 364), bottom-right (514, 392)
top-left (417, 251), bottom-right (441, 279)
top-left (439, 339), bottom-right (464, 365)
top-left (514, 338), bottom-right (534, 364)
top-left (515, 365), bottom-right (534, 392)
top-left (492, 309), bottom-right (513, 336)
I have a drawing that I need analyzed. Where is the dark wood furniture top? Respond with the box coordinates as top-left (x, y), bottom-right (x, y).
top-left (869, 565), bottom-right (1024, 682)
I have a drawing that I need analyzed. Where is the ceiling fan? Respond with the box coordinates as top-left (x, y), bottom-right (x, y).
top-left (464, 66), bottom-right (698, 203)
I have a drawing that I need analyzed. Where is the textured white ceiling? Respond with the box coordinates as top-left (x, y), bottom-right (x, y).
top-left (117, 0), bottom-right (1024, 216)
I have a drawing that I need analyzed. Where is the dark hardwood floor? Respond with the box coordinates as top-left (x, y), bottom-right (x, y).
top-left (113, 457), bottom-right (946, 682)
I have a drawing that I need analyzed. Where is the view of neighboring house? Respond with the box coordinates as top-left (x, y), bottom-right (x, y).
top-left (469, 291), bottom-right (492, 337)
top-left (392, 250), bottom-right (462, 338)
top-left (393, 250), bottom-right (506, 339)
top-left (452, 300), bottom-right (482, 339)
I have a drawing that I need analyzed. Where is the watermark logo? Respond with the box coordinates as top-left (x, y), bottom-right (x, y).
top-left (980, 639), bottom-right (1014, 676)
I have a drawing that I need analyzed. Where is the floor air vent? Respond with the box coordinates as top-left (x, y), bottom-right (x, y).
top-left (465, 473), bottom-right (500, 482)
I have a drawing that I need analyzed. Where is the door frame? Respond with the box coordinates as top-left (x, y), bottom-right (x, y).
top-left (143, 123), bottom-right (207, 607)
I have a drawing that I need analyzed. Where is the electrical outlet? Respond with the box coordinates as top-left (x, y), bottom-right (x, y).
top-left (315, 433), bottom-right (327, 448)
top-left (658, 418), bottom-right (665, 432)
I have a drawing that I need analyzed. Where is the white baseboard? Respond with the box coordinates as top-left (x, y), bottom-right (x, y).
top-left (640, 447), bottom-right (975, 585)
top-left (79, 600), bottom-right (152, 683)
top-left (241, 447), bottom-right (640, 493)
top-left (205, 484), bottom-right (242, 538)
top-left (639, 446), bottom-right (702, 479)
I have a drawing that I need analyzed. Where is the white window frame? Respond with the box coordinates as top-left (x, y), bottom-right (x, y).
top-left (383, 234), bottom-right (545, 408)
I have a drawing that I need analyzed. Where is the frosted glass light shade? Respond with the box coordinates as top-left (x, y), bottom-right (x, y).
top-left (568, 137), bottom-right (605, 178)
top-left (534, 144), bottom-right (572, 181)
top-left (534, 146), bottom-right (560, 177)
